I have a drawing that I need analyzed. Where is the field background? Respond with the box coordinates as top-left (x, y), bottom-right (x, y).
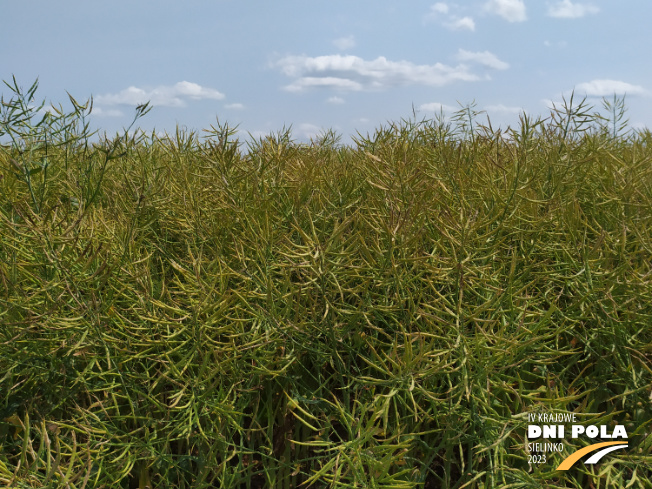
top-left (1, 82), bottom-right (651, 488)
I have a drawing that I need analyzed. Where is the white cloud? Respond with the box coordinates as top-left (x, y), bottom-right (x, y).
top-left (484, 0), bottom-right (527, 22)
top-left (296, 123), bottom-right (323, 140)
top-left (547, 0), bottom-right (599, 19)
top-left (285, 76), bottom-right (364, 92)
top-left (275, 54), bottom-right (484, 92)
top-left (327, 96), bottom-right (345, 104)
top-left (95, 81), bottom-right (225, 107)
top-left (425, 4), bottom-right (475, 31)
top-left (419, 102), bottom-right (457, 113)
top-left (448, 16), bottom-right (476, 31)
top-left (457, 49), bottom-right (509, 70)
top-left (225, 103), bottom-right (245, 110)
top-left (96, 86), bottom-right (152, 106)
top-left (431, 2), bottom-right (450, 15)
top-left (333, 35), bottom-right (356, 51)
top-left (575, 79), bottom-right (647, 97)
top-left (484, 104), bottom-right (524, 114)
top-left (173, 81), bottom-right (223, 100)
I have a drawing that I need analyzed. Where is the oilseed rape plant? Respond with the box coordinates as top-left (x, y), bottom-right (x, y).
top-left (1, 78), bottom-right (650, 488)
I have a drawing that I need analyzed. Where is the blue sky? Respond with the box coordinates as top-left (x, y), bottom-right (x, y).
top-left (2, 0), bottom-right (650, 143)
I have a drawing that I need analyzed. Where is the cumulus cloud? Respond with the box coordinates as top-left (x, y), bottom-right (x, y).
top-left (547, 0), bottom-right (599, 19)
top-left (430, 2), bottom-right (450, 15)
top-left (95, 81), bottom-right (225, 107)
top-left (484, 0), bottom-right (527, 22)
top-left (457, 49), bottom-right (509, 70)
top-left (273, 54), bottom-right (502, 92)
top-left (575, 79), bottom-right (647, 97)
top-left (426, 3), bottom-right (475, 31)
top-left (333, 35), bottom-right (356, 51)
top-left (286, 76), bottom-right (364, 92)
top-left (448, 16), bottom-right (476, 31)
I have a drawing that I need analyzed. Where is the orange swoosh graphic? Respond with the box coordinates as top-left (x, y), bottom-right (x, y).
top-left (556, 441), bottom-right (626, 471)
